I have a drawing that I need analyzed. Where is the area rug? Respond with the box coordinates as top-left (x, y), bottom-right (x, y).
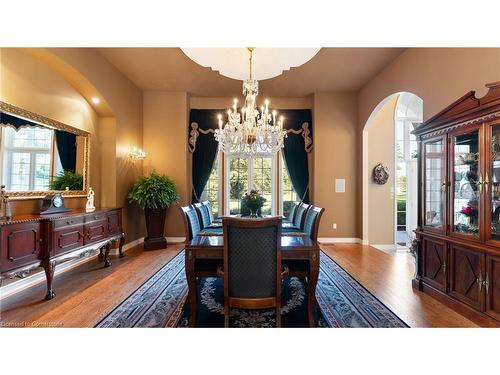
top-left (95, 250), bottom-right (408, 328)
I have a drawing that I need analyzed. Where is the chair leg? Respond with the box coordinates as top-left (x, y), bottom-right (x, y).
top-left (224, 305), bottom-right (230, 328)
top-left (276, 306), bottom-right (281, 328)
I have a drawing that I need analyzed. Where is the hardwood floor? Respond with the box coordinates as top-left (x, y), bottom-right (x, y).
top-left (321, 244), bottom-right (478, 327)
top-left (0, 244), bottom-right (183, 328)
top-left (0, 242), bottom-right (479, 327)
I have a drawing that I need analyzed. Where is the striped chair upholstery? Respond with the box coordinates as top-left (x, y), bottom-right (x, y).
top-left (201, 201), bottom-right (215, 222)
top-left (303, 206), bottom-right (324, 239)
top-left (186, 208), bottom-right (201, 238)
top-left (293, 203), bottom-right (310, 228)
top-left (287, 202), bottom-right (298, 222)
top-left (199, 204), bottom-right (212, 228)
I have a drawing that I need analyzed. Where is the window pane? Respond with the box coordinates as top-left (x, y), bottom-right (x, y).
top-left (34, 153), bottom-right (51, 191)
top-left (252, 157), bottom-right (272, 215)
top-left (229, 157), bottom-right (248, 214)
top-left (10, 152), bottom-right (31, 191)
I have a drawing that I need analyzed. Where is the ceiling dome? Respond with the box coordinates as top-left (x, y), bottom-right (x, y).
top-left (181, 48), bottom-right (320, 81)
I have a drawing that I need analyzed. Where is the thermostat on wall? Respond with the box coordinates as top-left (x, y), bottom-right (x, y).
top-left (335, 179), bottom-right (345, 193)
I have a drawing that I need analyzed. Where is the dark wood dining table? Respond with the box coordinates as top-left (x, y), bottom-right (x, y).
top-left (184, 234), bottom-right (320, 327)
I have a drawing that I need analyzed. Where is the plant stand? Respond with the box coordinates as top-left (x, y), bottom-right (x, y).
top-left (144, 208), bottom-right (167, 250)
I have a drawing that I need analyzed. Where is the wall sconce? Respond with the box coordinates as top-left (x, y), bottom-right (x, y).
top-left (129, 146), bottom-right (147, 160)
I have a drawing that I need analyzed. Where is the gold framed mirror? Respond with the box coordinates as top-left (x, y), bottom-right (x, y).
top-left (0, 101), bottom-right (90, 199)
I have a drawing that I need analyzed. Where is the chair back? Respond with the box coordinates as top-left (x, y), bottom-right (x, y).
top-left (293, 203), bottom-right (310, 228)
top-left (200, 200), bottom-right (215, 222)
top-left (287, 202), bottom-right (299, 222)
top-left (302, 206), bottom-right (325, 241)
top-left (179, 204), bottom-right (202, 241)
top-left (193, 202), bottom-right (212, 229)
top-left (223, 217), bottom-right (282, 304)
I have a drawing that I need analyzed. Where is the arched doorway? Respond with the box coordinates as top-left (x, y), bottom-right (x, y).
top-left (362, 92), bottom-right (423, 252)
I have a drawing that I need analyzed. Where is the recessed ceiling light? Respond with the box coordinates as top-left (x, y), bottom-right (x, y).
top-left (91, 97), bottom-right (100, 104)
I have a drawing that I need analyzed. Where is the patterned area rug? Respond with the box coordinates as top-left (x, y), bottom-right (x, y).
top-left (95, 250), bottom-right (408, 328)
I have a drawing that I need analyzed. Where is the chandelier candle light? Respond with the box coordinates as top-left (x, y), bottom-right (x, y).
top-left (214, 48), bottom-right (287, 155)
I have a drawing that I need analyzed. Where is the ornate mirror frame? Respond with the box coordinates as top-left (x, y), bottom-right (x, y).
top-left (0, 101), bottom-right (90, 200)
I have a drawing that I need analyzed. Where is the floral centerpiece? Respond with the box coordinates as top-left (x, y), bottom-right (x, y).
top-left (241, 189), bottom-right (266, 217)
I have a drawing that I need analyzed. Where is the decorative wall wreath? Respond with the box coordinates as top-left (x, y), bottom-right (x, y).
top-left (372, 163), bottom-right (390, 185)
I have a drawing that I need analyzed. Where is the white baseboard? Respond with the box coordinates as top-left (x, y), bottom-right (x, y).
top-left (1, 238), bottom-right (144, 301)
top-left (318, 237), bottom-right (362, 244)
top-left (166, 237), bottom-right (186, 243)
top-left (108, 237), bottom-right (144, 255)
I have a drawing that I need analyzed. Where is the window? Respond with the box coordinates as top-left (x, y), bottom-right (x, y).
top-left (201, 151), bottom-right (298, 217)
top-left (200, 154), bottom-right (221, 217)
top-left (1, 127), bottom-right (54, 191)
top-left (281, 156), bottom-right (297, 217)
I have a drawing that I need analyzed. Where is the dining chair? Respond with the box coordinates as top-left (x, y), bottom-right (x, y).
top-left (193, 202), bottom-right (211, 229)
top-left (221, 217), bottom-right (286, 327)
top-left (179, 204), bottom-right (220, 279)
top-left (200, 200), bottom-right (215, 224)
top-left (287, 205), bottom-right (324, 281)
top-left (293, 203), bottom-right (310, 229)
top-left (286, 202), bottom-right (299, 223)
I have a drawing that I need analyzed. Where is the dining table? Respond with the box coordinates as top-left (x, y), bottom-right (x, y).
top-left (184, 232), bottom-right (320, 327)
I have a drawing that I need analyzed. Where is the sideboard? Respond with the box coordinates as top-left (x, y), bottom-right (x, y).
top-left (0, 207), bottom-right (125, 300)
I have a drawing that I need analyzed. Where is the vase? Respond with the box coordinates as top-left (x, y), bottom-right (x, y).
top-left (249, 208), bottom-right (259, 218)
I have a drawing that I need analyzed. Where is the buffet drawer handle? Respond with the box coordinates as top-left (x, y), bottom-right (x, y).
top-left (66, 220), bottom-right (74, 225)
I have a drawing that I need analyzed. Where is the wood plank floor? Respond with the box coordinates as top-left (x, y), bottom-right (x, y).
top-left (321, 244), bottom-right (477, 327)
top-left (0, 242), bottom-right (479, 327)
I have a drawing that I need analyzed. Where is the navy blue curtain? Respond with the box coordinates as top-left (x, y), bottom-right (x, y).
top-left (189, 109), bottom-right (221, 203)
top-left (281, 109), bottom-right (312, 204)
top-left (55, 130), bottom-right (77, 173)
top-left (0, 112), bottom-right (39, 129)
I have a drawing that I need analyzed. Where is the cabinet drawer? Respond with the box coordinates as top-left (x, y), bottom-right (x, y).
top-left (107, 210), bottom-right (121, 235)
top-left (52, 225), bottom-right (84, 255)
top-left (84, 220), bottom-right (108, 244)
top-left (85, 212), bottom-right (107, 223)
top-left (0, 222), bottom-right (41, 272)
top-left (53, 216), bottom-right (84, 229)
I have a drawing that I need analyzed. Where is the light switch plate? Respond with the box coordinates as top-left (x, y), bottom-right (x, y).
top-left (335, 179), bottom-right (345, 193)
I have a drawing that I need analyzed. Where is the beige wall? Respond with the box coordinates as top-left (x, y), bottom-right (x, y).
top-left (0, 48), bottom-right (145, 243)
top-left (143, 91), bottom-right (190, 237)
top-left (0, 48), bottom-right (100, 213)
top-left (313, 92), bottom-right (358, 238)
top-left (365, 95), bottom-right (398, 244)
top-left (23, 48), bottom-right (145, 242)
top-left (358, 48), bottom-right (500, 239)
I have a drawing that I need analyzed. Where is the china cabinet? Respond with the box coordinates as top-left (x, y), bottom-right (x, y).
top-left (413, 82), bottom-right (500, 326)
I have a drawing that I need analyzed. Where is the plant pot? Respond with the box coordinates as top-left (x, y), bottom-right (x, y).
top-left (144, 208), bottom-right (167, 250)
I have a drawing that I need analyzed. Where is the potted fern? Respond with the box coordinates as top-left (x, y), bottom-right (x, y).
top-left (129, 171), bottom-right (179, 250)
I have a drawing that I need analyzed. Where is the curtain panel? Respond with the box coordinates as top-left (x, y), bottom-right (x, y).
top-left (188, 109), bottom-right (222, 203)
top-left (281, 109), bottom-right (313, 204)
top-left (54, 130), bottom-right (77, 173)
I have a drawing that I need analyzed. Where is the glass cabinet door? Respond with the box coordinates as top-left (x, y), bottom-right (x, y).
top-left (452, 129), bottom-right (481, 238)
top-left (423, 138), bottom-right (446, 230)
top-left (488, 123), bottom-right (500, 242)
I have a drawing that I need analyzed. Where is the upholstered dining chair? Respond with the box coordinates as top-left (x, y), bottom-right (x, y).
top-left (287, 205), bottom-right (324, 281)
top-left (221, 217), bottom-right (286, 327)
top-left (179, 205), bottom-right (220, 279)
top-left (286, 202), bottom-right (299, 223)
top-left (293, 203), bottom-right (310, 229)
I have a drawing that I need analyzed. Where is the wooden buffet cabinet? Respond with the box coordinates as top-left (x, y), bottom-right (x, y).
top-left (413, 82), bottom-right (500, 326)
top-left (0, 208), bottom-right (125, 300)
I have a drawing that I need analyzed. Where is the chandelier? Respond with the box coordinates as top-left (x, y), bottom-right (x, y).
top-left (214, 48), bottom-right (286, 155)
